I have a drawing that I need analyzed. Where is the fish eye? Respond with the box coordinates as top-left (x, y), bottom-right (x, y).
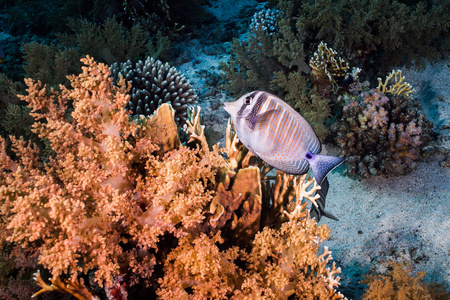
top-left (245, 97), bottom-right (251, 105)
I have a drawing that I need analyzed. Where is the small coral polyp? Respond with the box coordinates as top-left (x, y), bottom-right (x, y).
top-left (337, 90), bottom-right (433, 179)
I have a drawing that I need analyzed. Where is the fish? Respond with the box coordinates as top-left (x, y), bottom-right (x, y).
top-left (224, 91), bottom-right (344, 220)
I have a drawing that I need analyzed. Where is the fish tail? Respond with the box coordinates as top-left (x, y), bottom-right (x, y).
top-left (308, 153), bottom-right (344, 185)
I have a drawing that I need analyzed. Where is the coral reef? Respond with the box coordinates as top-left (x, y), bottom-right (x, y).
top-left (22, 43), bottom-right (81, 87)
top-left (0, 56), bottom-right (345, 299)
top-left (59, 18), bottom-right (170, 65)
top-left (275, 0), bottom-right (450, 75)
top-left (361, 260), bottom-right (448, 300)
top-left (20, 17), bottom-right (170, 88)
top-left (337, 88), bottom-right (433, 178)
top-left (221, 8), bottom-right (309, 95)
top-left (309, 42), bottom-right (349, 95)
top-left (111, 57), bottom-right (197, 124)
top-left (0, 74), bottom-right (23, 108)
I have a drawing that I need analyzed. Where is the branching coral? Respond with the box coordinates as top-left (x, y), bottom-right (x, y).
top-left (221, 8), bottom-right (309, 95)
top-left (59, 17), bottom-right (169, 65)
top-left (0, 56), bottom-right (224, 293)
top-left (309, 42), bottom-right (349, 94)
top-left (22, 42), bottom-right (81, 87)
top-left (110, 57), bottom-right (197, 124)
top-left (337, 89), bottom-right (433, 178)
top-left (158, 184), bottom-right (345, 300)
top-left (33, 270), bottom-right (99, 300)
top-left (279, 0), bottom-right (450, 75)
top-left (377, 69), bottom-right (415, 99)
top-left (0, 56), bottom-right (344, 299)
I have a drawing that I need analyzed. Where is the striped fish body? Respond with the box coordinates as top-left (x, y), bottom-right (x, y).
top-left (224, 91), bottom-right (343, 185)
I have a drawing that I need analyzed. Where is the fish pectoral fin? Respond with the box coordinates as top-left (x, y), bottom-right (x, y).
top-left (249, 109), bottom-right (277, 130)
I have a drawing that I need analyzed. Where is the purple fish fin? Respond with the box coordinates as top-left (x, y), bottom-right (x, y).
top-left (249, 109), bottom-right (276, 130)
top-left (307, 153), bottom-right (344, 185)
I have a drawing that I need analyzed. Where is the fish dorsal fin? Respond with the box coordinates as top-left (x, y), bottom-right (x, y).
top-left (248, 109), bottom-right (277, 131)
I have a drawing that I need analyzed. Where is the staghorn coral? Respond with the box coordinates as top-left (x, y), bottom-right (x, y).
top-left (33, 270), bottom-right (99, 300)
top-left (0, 56), bottom-right (344, 299)
top-left (110, 57), bottom-right (197, 124)
top-left (337, 89), bottom-right (433, 178)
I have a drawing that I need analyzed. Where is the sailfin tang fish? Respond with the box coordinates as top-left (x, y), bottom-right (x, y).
top-left (223, 91), bottom-right (344, 185)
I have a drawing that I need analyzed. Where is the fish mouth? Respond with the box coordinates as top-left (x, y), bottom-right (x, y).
top-left (223, 102), bottom-right (229, 112)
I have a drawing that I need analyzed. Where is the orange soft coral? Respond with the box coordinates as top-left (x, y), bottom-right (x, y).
top-left (0, 56), bottom-right (224, 291)
top-left (158, 202), bottom-right (345, 300)
top-left (1, 56), bottom-right (345, 299)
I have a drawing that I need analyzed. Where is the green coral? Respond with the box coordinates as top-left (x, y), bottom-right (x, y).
top-left (0, 104), bottom-right (34, 139)
top-left (221, 9), bottom-right (309, 95)
top-left (0, 57), bottom-right (345, 298)
top-left (58, 17), bottom-right (170, 65)
top-left (0, 74), bottom-right (23, 108)
top-left (22, 43), bottom-right (81, 87)
top-left (276, 0), bottom-right (450, 75)
top-left (21, 18), bottom-right (170, 87)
